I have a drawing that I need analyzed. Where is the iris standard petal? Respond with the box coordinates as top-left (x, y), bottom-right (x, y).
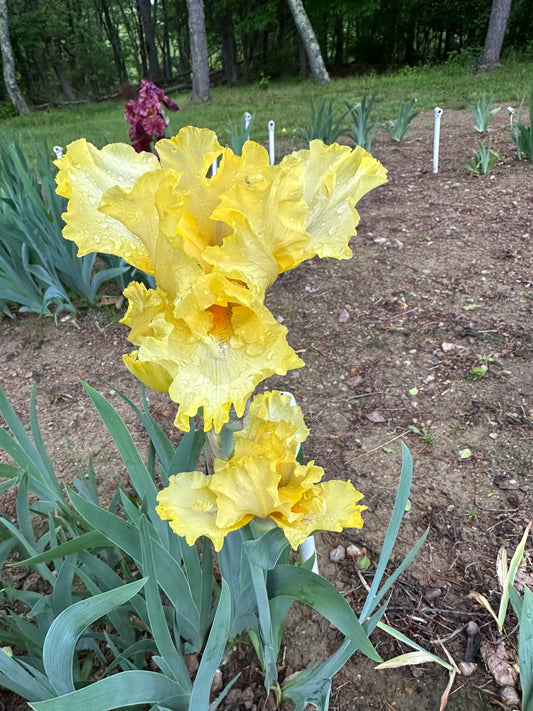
top-left (281, 140), bottom-right (387, 261)
top-left (55, 138), bottom-right (160, 272)
top-left (206, 143), bottom-right (309, 296)
top-left (156, 126), bottom-right (225, 189)
top-left (99, 170), bottom-right (205, 298)
top-left (233, 390), bottom-right (309, 459)
top-left (210, 457), bottom-right (288, 528)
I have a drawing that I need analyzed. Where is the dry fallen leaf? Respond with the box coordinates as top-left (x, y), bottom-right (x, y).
top-left (480, 640), bottom-right (518, 688)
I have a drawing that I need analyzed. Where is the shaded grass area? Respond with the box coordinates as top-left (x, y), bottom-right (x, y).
top-left (0, 58), bottom-right (532, 150)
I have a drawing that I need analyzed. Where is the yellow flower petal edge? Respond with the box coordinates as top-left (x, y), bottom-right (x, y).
top-left (281, 140), bottom-right (387, 261)
top-left (121, 278), bottom-right (304, 432)
top-left (55, 138), bottom-right (160, 273)
top-left (156, 126), bottom-right (225, 190)
top-left (156, 471), bottom-right (247, 551)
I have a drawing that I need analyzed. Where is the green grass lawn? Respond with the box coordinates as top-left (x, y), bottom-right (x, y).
top-left (1, 58), bottom-right (531, 150)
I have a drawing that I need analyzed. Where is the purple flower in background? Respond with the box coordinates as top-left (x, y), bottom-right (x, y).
top-left (125, 79), bottom-right (179, 153)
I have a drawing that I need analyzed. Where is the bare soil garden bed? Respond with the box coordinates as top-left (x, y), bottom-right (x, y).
top-left (0, 106), bottom-right (531, 710)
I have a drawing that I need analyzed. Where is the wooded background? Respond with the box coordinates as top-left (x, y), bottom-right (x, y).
top-left (0, 0), bottom-right (531, 112)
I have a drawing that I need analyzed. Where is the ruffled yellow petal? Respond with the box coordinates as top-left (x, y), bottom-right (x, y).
top-left (156, 126), bottom-right (225, 189)
top-left (54, 138), bottom-right (160, 272)
top-left (204, 142), bottom-right (309, 296)
top-left (99, 170), bottom-right (205, 298)
top-left (277, 460), bottom-right (324, 502)
top-left (155, 387), bottom-right (365, 551)
top-left (210, 457), bottom-right (289, 528)
top-left (233, 390), bottom-right (309, 460)
top-left (121, 277), bottom-right (304, 433)
top-left (156, 471), bottom-right (241, 551)
top-left (274, 480), bottom-right (366, 549)
top-left (281, 141), bottom-right (387, 261)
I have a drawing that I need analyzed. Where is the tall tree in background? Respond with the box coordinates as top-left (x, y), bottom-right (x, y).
top-left (137, 0), bottom-right (161, 80)
top-left (0, 0), bottom-right (28, 113)
top-left (218, 4), bottom-right (238, 86)
top-left (186, 0), bottom-right (211, 101)
top-left (476, 0), bottom-right (513, 72)
top-left (94, 0), bottom-right (129, 84)
top-left (287, 0), bottom-right (329, 85)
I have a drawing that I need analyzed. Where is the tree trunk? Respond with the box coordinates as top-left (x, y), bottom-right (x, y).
top-left (177, 24), bottom-right (191, 76)
top-left (186, 0), bottom-right (211, 101)
top-left (94, 0), bottom-right (128, 84)
top-left (286, 0), bottom-right (329, 86)
top-left (137, 0), bottom-right (161, 80)
top-left (220, 7), bottom-right (238, 86)
top-left (0, 0), bottom-right (29, 114)
top-left (55, 66), bottom-right (76, 101)
top-left (161, 0), bottom-right (172, 78)
top-left (333, 15), bottom-right (344, 66)
top-left (114, 0), bottom-right (143, 78)
top-left (476, 0), bottom-right (513, 72)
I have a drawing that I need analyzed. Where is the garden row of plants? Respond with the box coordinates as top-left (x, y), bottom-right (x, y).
top-left (296, 89), bottom-right (532, 173)
top-left (0, 87), bottom-right (531, 319)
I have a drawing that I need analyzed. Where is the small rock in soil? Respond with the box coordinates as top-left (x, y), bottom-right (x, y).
top-left (500, 685), bottom-right (520, 708)
top-left (330, 544), bottom-right (346, 562)
top-left (459, 662), bottom-right (478, 676)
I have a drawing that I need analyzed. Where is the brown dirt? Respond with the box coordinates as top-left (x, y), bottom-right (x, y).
top-left (0, 107), bottom-right (532, 711)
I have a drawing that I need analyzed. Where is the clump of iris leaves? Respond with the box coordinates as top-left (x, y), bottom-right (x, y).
top-left (0, 377), bottom-right (453, 711)
top-left (0, 134), bottom-right (150, 319)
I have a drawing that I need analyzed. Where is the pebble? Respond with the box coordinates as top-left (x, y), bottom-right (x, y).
top-left (330, 545), bottom-right (346, 562)
top-left (338, 308), bottom-right (350, 323)
top-left (346, 544), bottom-right (362, 558)
top-left (459, 661), bottom-right (477, 676)
top-left (500, 685), bottom-right (520, 707)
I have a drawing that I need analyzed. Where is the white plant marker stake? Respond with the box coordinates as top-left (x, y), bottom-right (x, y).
top-left (299, 536), bottom-right (319, 574)
top-left (244, 111), bottom-right (252, 137)
top-left (268, 120), bottom-right (275, 165)
top-left (53, 146), bottom-right (64, 160)
top-left (211, 134), bottom-right (218, 176)
top-left (507, 106), bottom-right (515, 127)
top-left (281, 390), bottom-right (319, 574)
top-left (433, 107), bottom-right (443, 174)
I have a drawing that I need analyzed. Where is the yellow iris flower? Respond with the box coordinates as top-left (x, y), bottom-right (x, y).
top-left (156, 391), bottom-right (365, 550)
top-left (55, 126), bottom-right (386, 432)
top-left (121, 276), bottom-right (303, 432)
